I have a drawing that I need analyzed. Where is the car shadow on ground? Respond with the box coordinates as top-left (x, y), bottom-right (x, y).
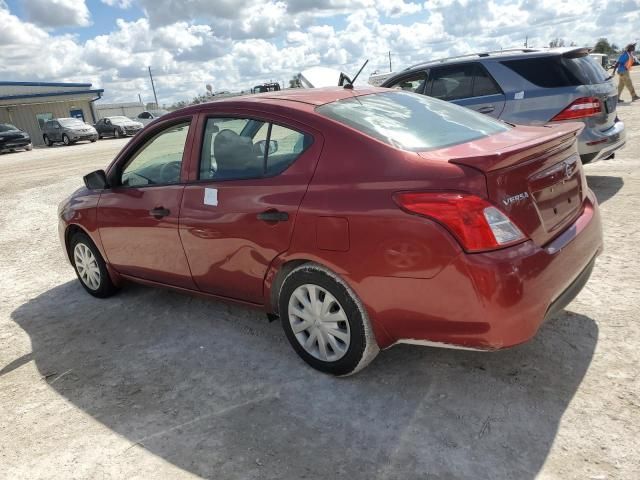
top-left (586, 175), bottom-right (624, 204)
top-left (10, 281), bottom-right (598, 480)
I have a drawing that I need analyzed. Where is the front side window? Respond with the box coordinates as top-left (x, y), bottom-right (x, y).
top-left (121, 121), bottom-right (190, 187)
top-left (199, 118), bottom-right (311, 180)
top-left (316, 91), bottom-right (510, 151)
top-left (388, 72), bottom-right (427, 93)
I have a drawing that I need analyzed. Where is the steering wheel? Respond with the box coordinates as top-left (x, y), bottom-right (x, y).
top-left (159, 161), bottom-right (181, 184)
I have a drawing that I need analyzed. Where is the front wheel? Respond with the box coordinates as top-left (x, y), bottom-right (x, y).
top-left (62, 134), bottom-right (71, 146)
top-left (70, 232), bottom-right (118, 298)
top-left (114, 128), bottom-right (121, 138)
top-left (44, 135), bottom-right (53, 147)
top-left (279, 263), bottom-right (379, 376)
top-left (25, 144), bottom-right (33, 151)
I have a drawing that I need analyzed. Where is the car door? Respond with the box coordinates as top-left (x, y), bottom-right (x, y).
top-left (179, 113), bottom-right (323, 304)
top-left (46, 121), bottom-right (59, 141)
top-left (95, 119), bottom-right (105, 135)
top-left (426, 63), bottom-right (506, 118)
top-left (98, 117), bottom-right (197, 289)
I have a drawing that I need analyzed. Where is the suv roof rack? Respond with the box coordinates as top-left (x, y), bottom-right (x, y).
top-left (403, 48), bottom-right (542, 71)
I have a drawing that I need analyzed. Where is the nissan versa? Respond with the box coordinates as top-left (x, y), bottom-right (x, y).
top-left (58, 87), bottom-right (603, 375)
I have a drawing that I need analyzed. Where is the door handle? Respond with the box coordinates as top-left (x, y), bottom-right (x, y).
top-left (149, 207), bottom-right (170, 219)
top-left (257, 210), bottom-right (289, 223)
top-left (476, 105), bottom-right (495, 114)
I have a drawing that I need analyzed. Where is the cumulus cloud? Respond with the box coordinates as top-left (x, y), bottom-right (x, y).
top-left (2, 0), bottom-right (640, 105)
top-left (22, 0), bottom-right (91, 28)
top-left (101, 0), bottom-right (132, 8)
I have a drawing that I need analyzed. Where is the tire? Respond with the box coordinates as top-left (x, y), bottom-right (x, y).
top-left (70, 232), bottom-right (118, 298)
top-left (43, 135), bottom-right (53, 147)
top-left (62, 134), bottom-right (71, 146)
top-left (279, 263), bottom-right (379, 376)
top-left (114, 128), bottom-right (121, 138)
top-left (25, 144), bottom-right (33, 151)
top-left (90, 138), bottom-right (97, 143)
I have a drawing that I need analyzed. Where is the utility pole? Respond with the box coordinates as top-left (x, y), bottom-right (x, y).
top-left (148, 66), bottom-right (158, 108)
top-left (524, 36), bottom-right (528, 48)
top-left (389, 51), bottom-right (392, 72)
top-left (138, 93), bottom-right (143, 105)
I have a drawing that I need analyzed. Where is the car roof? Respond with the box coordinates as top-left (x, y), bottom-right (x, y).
top-left (400, 47), bottom-right (592, 72)
top-left (165, 86), bottom-right (388, 117)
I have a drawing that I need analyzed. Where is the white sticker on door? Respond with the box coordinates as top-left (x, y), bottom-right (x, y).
top-left (204, 188), bottom-right (218, 206)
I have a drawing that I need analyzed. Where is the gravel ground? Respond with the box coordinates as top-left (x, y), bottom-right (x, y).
top-left (1, 90), bottom-right (639, 480)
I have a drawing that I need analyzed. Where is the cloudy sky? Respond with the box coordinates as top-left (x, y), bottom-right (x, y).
top-left (1, 0), bottom-right (639, 105)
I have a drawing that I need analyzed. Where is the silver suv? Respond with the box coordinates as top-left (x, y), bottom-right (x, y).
top-left (42, 118), bottom-right (98, 146)
top-left (381, 47), bottom-right (625, 164)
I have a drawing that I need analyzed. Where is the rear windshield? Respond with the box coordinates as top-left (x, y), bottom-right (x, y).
top-left (502, 54), bottom-right (609, 87)
top-left (316, 91), bottom-right (510, 151)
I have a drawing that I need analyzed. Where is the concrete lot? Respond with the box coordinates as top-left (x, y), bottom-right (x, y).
top-left (1, 95), bottom-right (639, 480)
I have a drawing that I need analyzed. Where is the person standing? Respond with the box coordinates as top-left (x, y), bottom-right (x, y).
top-left (612, 43), bottom-right (640, 102)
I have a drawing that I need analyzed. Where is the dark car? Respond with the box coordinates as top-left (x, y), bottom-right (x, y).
top-left (381, 47), bottom-right (625, 164)
top-left (0, 123), bottom-right (32, 153)
top-left (95, 116), bottom-right (144, 138)
top-left (42, 118), bottom-right (98, 146)
top-left (58, 87), bottom-right (602, 375)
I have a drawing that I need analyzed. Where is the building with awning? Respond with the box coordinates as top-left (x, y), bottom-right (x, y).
top-left (0, 81), bottom-right (103, 146)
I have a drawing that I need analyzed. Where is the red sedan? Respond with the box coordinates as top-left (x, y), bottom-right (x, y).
top-left (58, 87), bottom-right (603, 375)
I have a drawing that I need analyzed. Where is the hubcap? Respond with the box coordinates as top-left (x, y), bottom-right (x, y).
top-left (288, 284), bottom-right (351, 362)
top-left (73, 243), bottom-right (101, 290)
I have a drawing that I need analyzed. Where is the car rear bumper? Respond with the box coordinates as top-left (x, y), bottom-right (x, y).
top-left (362, 190), bottom-right (603, 350)
top-left (577, 120), bottom-right (625, 163)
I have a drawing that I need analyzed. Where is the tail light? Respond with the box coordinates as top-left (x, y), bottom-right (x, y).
top-left (551, 97), bottom-right (602, 121)
top-left (394, 192), bottom-right (526, 252)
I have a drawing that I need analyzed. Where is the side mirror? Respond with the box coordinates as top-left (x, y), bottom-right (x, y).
top-left (255, 139), bottom-right (278, 155)
top-left (83, 170), bottom-right (109, 190)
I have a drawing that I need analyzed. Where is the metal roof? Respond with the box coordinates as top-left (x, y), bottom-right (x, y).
top-left (0, 81), bottom-right (93, 88)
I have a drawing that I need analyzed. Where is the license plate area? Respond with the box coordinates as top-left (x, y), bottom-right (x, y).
top-left (529, 154), bottom-right (582, 233)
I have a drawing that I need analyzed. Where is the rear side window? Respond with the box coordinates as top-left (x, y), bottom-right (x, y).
top-left (429, 64), bottom-right (474, 100)
top-left (473, 65), bottom-right (502, 97)
top-left (199, 118), bottom-right (312, 181)
top-left (316, 91), bottom-right (510, 151)
top-left (502, 55), bottom-right (609, 87)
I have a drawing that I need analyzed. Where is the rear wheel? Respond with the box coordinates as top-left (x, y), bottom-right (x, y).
top-left (70, 232), bottom-right (118, 298)
top-left (25, 144), bottom-right (33, 151)
top-left (279, 263), bottom-right (379, 376)
top-left (114, 128), bottom-right (121, 138)
top-left (62, 134), bottom-right (71, 146)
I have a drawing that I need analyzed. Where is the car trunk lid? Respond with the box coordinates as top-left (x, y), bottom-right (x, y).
top-left (421, 123), bottom-right (586, 246)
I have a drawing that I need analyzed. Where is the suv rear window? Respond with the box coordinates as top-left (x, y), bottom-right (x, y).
top-left (502, 54), bottom-right (609, 87)
top-left (316, 91), bottom-right (510, 151)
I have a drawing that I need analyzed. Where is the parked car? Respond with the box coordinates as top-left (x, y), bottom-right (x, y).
top-left (43, 118), bottom-right (98, 146)
top-left (95, 116), bottom-right (143, 138)
top-left (135, 109), bottom-right (169, 126)
top-left (58, 87), bottom-right (603, 375)
top-left (0, 123), bottom-right (32, 152)
top-left (381, 47), bottom-right (625, 164)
